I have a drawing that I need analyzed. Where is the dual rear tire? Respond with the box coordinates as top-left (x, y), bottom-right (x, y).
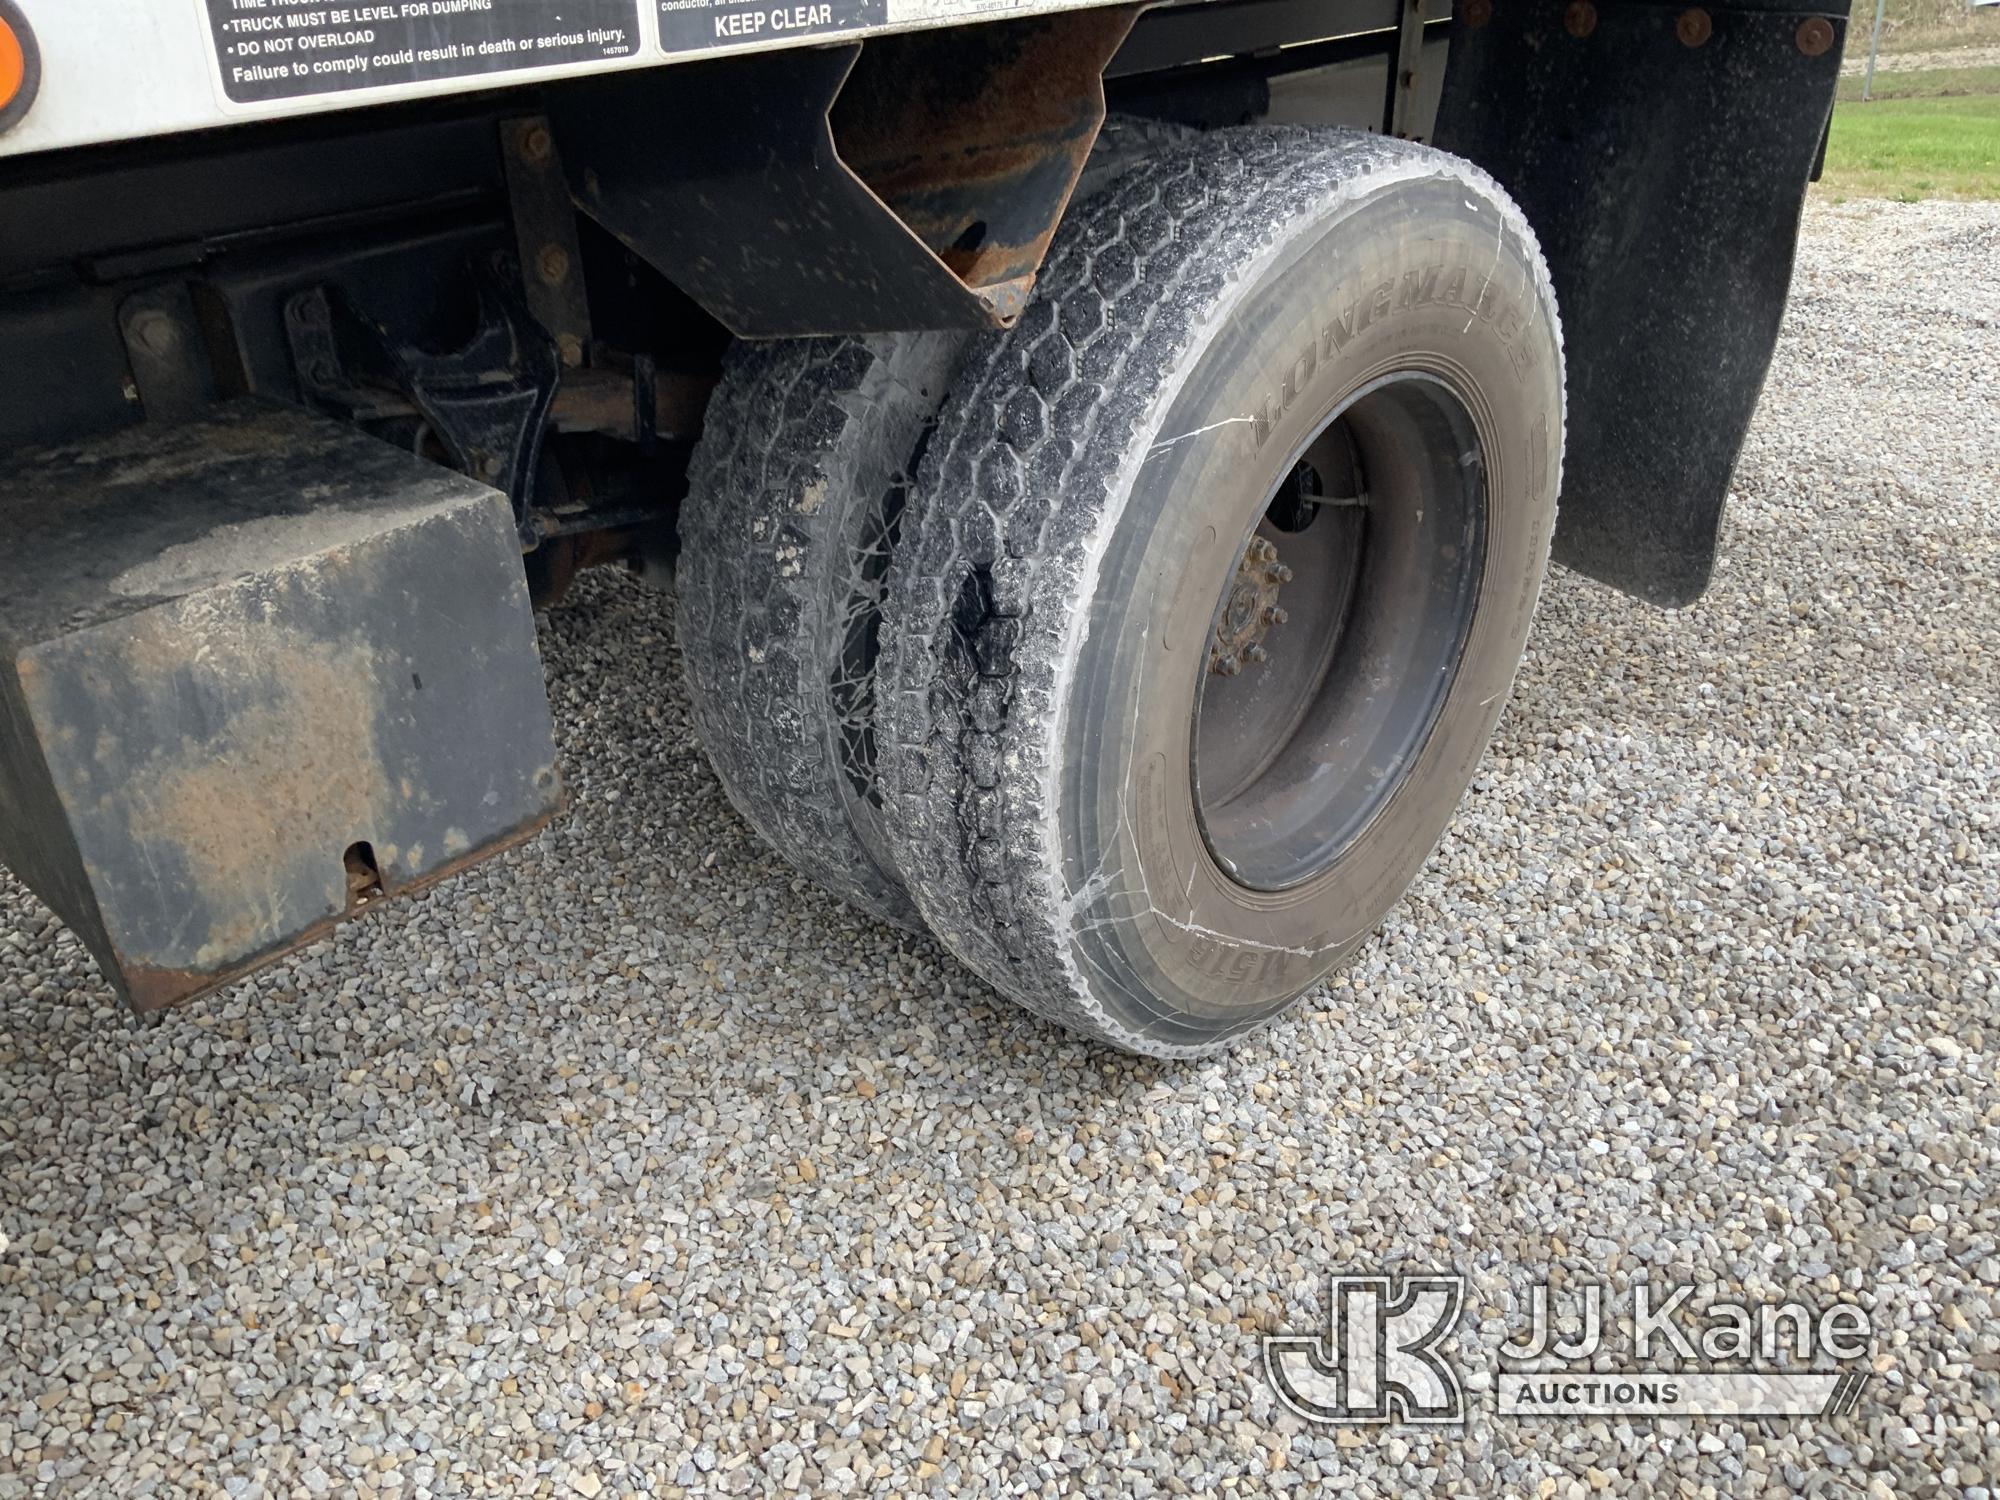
top-left (675, 331), bottom-right (964, 930)
top-left (676, 127), bottom-right (1565, 1056)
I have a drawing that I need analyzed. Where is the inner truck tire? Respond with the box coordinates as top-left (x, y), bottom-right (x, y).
top-left (879, 128), bottom-right (1565, 1055)
top-left (676, 333), bottom-right (965, 928)
top-left (671, 121), bottom-right (1209, 930)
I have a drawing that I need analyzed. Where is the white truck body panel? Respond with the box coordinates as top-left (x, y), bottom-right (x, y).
top-left (0, 0), bottom-right (1134, 160)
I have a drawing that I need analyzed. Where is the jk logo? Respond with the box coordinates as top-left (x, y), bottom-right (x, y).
top-left (1264, 1274), bottom-right (1466, 1424)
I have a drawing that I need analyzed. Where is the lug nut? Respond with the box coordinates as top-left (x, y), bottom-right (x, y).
top-left (1213, 653), bottom-right (1241, 677)
top-left (1265, 606), bottom-right (1288, 626)
top-left (1245, 644), bottom-right (1268, 665)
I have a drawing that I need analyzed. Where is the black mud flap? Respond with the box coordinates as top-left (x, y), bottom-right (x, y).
top-left (1434, 0), bottom-right (1846, 606)
top-left (0, 401), bottom-right (562, 1012)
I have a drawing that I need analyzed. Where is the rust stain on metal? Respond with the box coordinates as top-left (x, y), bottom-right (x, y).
top-left (1794, 16), bottom-right (1833, 55)
top-left (115, 805), bottom-right (557, 1014)
top-left (550, 366), bottom-right (711, 442)
top-left (831, 7), bottom-right (1142, 302)
top-left (503, 111), bottom-right (592, 368)
top-left (344, 843), bottom-right (384, 906)
top-left (527, 524), bottom-right (644, 609)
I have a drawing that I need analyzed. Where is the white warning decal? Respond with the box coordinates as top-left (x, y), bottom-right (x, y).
top-left (655, 0), bottom-right (884, 51)
top-left (203, 0), bottom-right (641, 102)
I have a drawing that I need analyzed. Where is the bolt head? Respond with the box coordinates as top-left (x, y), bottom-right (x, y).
top-left (1245, 644), bottom-right (1268, 664)
top-left (1795, 16), bottom-right (1834, 54)
top-left (521, 124), bottom-right (554, 162)
top-left (1266, 606), bottom-right (1289, 626)
top-left (1676, 7), bottom-right (1712, 45)
top-left (1564, 0), bottom-right (1597, 37)
top-left (130, 309), bottom-right (178, 358)
top-left (537, 244), bottom-right (572, 285)
top-left (1213, 654), bottom-right (1242, 677)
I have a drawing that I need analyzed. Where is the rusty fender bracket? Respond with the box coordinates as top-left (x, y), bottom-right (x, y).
top-left (0, 401), bottom-right (563, 1013)
top-left (555, 7), bottom-right (1141, 338)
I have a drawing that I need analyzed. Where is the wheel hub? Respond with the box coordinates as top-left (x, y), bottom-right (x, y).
top-left (1207, 535), bottom-right (1292, 677)
top-left (1190, 379), bottom-right (1487, 891)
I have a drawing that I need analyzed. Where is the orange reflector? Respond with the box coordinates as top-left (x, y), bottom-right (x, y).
top-left (0, 17), bottom-right (22, 114)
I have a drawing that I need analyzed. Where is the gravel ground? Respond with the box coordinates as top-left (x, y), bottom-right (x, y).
top-left (2, 198), bottom-right (1996, 1499)
top-left (1839, 42), bottom-right (2000, 76)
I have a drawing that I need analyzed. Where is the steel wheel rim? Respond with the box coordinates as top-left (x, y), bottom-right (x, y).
top-left (1190, 372), bottom-right (1487, 892)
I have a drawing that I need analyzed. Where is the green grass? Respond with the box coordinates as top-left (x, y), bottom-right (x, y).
top-left (1818, 93), bottom-right (2000, 199)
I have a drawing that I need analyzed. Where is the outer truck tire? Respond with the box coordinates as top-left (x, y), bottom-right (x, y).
top-left (879, 128), bottom-right (1566, 1055)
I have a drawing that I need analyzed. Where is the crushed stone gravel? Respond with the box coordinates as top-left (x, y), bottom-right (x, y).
top-left (1839, 41), bottom-right (2000, 76)
top-left (1, 197), bottom-right (1995, 1498)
